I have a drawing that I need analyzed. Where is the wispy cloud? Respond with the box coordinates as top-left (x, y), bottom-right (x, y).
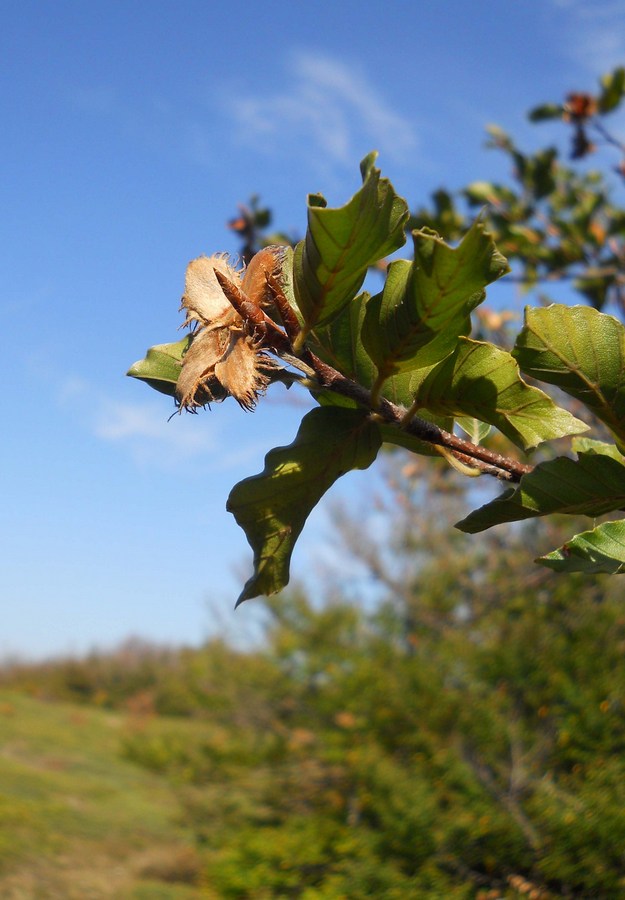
top-left (58, 377), bottom-right (216, 468)
top-left (551, 0), bottom-right (625, 73)
top-left (223, 50), bottom-right (418, 169)
top-left (94, 397), bottom-right (210, 456)
top-left (64, 50), bottom-right (418, 174)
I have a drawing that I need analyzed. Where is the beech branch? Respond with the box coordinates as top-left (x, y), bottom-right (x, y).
top-left (304, 353), bottom-right (533, 483)
top-left (216, 268), bottom-right (533, 484)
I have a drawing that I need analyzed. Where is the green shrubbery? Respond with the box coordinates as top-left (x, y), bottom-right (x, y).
top-left (7, 473), bottom-right (625, 896)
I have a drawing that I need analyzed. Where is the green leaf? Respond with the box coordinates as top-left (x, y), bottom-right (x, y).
top-left (455, 417), bottom-right (491, 445)
top-left (598, 66), bottom-right (625, 114)
top-left (126, 335), bottom-right (193, 397)
top-left (227, 407), bottom-right (382, 604)
top-left (457, 452), bottom-right (625, 534)
top-left (416, 337), bottom-right (587, 450)
top-left (292, 153), bottom-right (409, 333)
top-left (527, 102), bottom-right (564, 122)
top-left (463, 182), bottom-right (498, 204)
top-left (575, 275), bottom-right (612, 310)
top-left (530, 148), bottom-right (557, 200)
top-left (571, 437), bottom-right (625, 461)
top-left (512, 304), bottom-right (625, 443)
top-left (311, 293), bottom-right (432, 408)
top-left (311, 293), bottom-right (377, 388)
top-left (362, 221), bottom-right (510, 380)
top-left (380, 369), bottom-right (433, 409)
top-left (465, 183), bottom-right (519, 211)
top-left (309, 287), bottom-right (455, 442)
top-left (537, 520), bottom-right (625, 574)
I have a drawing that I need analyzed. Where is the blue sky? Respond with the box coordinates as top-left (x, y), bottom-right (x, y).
top-left (2, 0), bottom-right (625, 659)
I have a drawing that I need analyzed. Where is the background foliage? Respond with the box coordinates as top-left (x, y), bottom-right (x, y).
top-left (4, 469), bottom-right (625, 897)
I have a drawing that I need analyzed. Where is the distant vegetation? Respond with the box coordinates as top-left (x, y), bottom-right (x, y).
top-left (3, 466), bottom-right (625, 897)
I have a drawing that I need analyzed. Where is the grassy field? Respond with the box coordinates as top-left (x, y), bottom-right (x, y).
top-left (0, 690), bottom-right (205, 899)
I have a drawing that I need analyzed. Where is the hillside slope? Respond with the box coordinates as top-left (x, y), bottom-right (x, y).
top-left (0, 690), bottom-right (203, 899)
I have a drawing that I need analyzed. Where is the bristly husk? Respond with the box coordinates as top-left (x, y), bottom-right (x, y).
top-left (181, 254), bottom-right (242, 329)
top-left (175, 328), bottom-right (230, 410)
top-left (176, 249), bottom-right (286, 411)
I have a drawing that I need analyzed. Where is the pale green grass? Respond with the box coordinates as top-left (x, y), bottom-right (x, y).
top-left (0, 691), bottom-right (205, 899)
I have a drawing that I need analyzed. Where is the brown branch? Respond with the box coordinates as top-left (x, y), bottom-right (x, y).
top-left (591, 117), bottom-right (625, 156)
top-left (306, 352), bottom-right (532, 483)
top-left (216, 267), bottom-right (533, 483)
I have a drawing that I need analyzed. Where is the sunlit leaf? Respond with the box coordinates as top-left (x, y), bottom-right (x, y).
top-left (571, 437), bottom-right (625, 460)
top-left (512, 305), bottom-right (625, 443)
top-left (527, 102), bottom-right (564, 122)
top-left (457, 452), bottom-right (625, 534)
top-left (292, 153), bottom-right (409, 333)
top-left (126, 335), bottom-right (193, 397)
top-left (456, 417), bottom-right (492, 444)
top-left (416, 337), bottom-right (586, 450)
top-left (311, 294), bottom-right (435, 408)
top-left (362, 222), bottom-right (509, 381)
top-left (311, 293), bottom-right (376, 388)
top-left (464, 182), bottom-right (518, 208)
top-left (598, 66), bottom-right (625, 114)
top-left (228, 407), bottom-right (382, 605)
top-left (463, 182), bottom-right (498, 205)
top-left (538, 520), bottom-right (625, 574)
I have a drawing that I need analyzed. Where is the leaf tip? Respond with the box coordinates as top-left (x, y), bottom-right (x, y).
top-left (359, 151), bottom-right (379, 182)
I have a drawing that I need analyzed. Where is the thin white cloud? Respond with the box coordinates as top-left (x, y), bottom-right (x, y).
top-left (56, 375), bottom-right (288, 474)
top-left (551, 0), bottom-right (625, 73)
top-left (225, 50), bottom-right (418, 168)
top-left (93, 397), bottom-right (209, 456)
top-left (57, 378), bottom-right (216, 468)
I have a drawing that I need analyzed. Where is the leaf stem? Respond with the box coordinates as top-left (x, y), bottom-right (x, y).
top-left (292, 328), bottom-right (310, 355)
top-left (399, 398), bottom-right (421, 427)
top-left (369, 373), bottom-right (387, 409)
